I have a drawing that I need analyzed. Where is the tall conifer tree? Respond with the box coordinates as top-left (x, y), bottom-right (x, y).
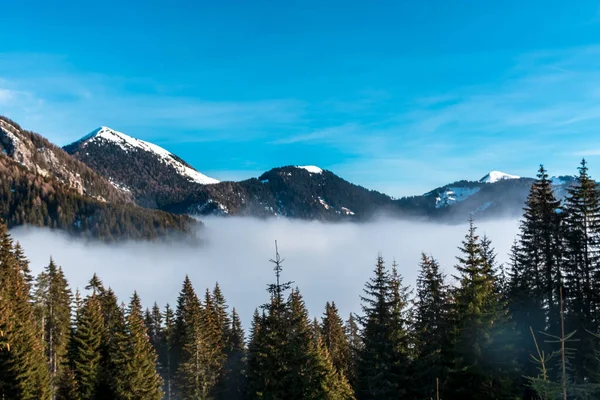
top-left (322, 301), bottom-right (351, 379)
top-left (0, 222), bottom-right (51, 399)
top-left (34, 259), bottom-right (72, 397)
top-left (119, 292), bottom-right (163, 400)
top-left (72, 291), bottom-right (104, 399)
top-left (562, 159), bottom-right (600, 381)
top-left (356, 256), bottom-right (409, 400)
top-left (412, 253), bottom-right (451, 400)
top-left (447, 220), bottom-right (516, 400)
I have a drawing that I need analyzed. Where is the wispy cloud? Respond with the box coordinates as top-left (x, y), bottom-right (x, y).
top-left (0, 54), bottom-right (307, 145)
top-left (3, 46), bottom-right (600, 195)
top-left (272, 123), bottom-right (359, 145)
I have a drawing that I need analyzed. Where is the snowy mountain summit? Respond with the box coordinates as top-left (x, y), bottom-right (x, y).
top-left (76, 127), bottom-right (219, 185)
top-left (479, 171), bottom-right (520, 184)
top-left (296, 165), bottom-right (323, 174)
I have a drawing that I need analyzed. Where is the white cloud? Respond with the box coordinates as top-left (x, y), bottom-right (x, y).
top-left (11, 217), bottom-right (519, 328)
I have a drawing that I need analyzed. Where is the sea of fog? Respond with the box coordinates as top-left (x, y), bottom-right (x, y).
top-left (11, 217), bottom-right (520, 328)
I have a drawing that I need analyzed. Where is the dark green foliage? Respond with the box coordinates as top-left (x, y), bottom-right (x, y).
top-left (98, 287), bottom-right (129, 398)
top-left (446, 219), bottom-right (517, 400)
top-left (345, 313), bottom-right (361, 390)
top-left (321, 301), bottom-right (351, 379)
top-left (562, 159), bottom-right (600, 381)
top-left (119, 292), bottom-right (163, 399)
top-left (72, 292), bottom-right (104, 399)
top-left (161, 303), bottom-right (176, 399)
top-left (221, 307), bottom-right (247, 400)
top-left (509, 165), bottom-right (565, 393)
top-left (356, 256), bottom-right (411, 400)
top-left (412, 253), bottom-right (451, 400)
top-left (33, 258), bottom-right (73, 396)
top-left (0, 222), bottom-right (51, 400)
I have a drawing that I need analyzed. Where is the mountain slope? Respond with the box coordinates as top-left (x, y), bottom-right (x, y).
top-left (395, 172), bottom-right (575, 222)
top-left (64, 124), bottom-right (579, 222)
top-left (144, 165), bottom-right (396, 221)
top-left (65, 128), bottom-right (395, 220)
top-left (0, 116), bottom-right (198, 240)
top-left (64, 127), bottom-right (219, 208)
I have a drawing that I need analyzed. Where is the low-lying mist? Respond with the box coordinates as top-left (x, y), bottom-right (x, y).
top-left (11, 217), bottom-right (520, 327)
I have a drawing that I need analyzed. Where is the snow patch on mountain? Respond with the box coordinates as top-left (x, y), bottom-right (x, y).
top-left (435, 187), bottom-right (481, 208)
top-left (77, 127), bottom-right (219, 185)
top-left (318, 196), bottom-right (331, 209)
top-left (297, 165), bottom-right (323, 174)
top-left (340, 207), bottom-right (355, 216)
top-left (479, 171), bottom-right (520, 183)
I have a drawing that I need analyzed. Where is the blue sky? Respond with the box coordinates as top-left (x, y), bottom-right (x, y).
top-left (3, 0), bottom-right (600, 196)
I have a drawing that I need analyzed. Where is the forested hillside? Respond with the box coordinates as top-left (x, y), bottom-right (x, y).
top-left (0, 116), bottom-right (199, 240)
top-left (3, 159), bottom-right (600, 399)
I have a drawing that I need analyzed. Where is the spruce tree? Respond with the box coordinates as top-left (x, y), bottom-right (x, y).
top-left (285, 288), bottom-right (324, 398)
top-left (72, 291), bottom-right (104, 399)
top-left (412, 253), bottom-right (451, 400)
top-left (509, 165), bottom-right (564, 393)
top-left (33, 259), bottom-right (72, 397)
top-left (173, 274), bottom-right (201, 378)
top-left (0, 222), bottom-right (51, 399)
top-left (322, 302), bottom-right (351, 380)
top-left (247, 242), bottom-right (293, 399)
top-left (313, 337), bottom-right (356, 400)
top-left (119, 292), bottom-right (163, 400)
top-left (97, 287), bottom-right (128, 398)
top-left (221, 307), bottom-right (247, 400)
top-left (447, 219), bottom-right (517, 400)
top-left (246, 308), bottom-right (267, 399)
top-left (345, 313), bottom-right (361, 391)
top-left (161, 303), bottom-right (175, 400)
top-left (518, 165), bottom-right (563, 333)
top-left (356, 256), bottom-right (409, 400)
top-left (562, 159), bottom-right (600, 381)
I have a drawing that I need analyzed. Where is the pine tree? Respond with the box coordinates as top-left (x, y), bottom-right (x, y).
top-left (176, 276), bottom-right (216, 399)
top-left (198, 288), bottom-right (227, 398)
top-left (161, 303), bottom-right (175, 399)
top-left (412, 253), bottom-right (451, 400)
top-left (247, 242), bottom-right (293, 399)
top-left (518, 165), bottom-right (564, 333)
top-left (313, 337), bottom-right (356, 400)
top-left (285, 288), bottom-right (324, 398)
top-left (356, 256), bottom-right (409, 400)
top-left (97, 287), bottom-right (128, 398)
top-left (119, 292), bottom-right (163, 400)
top-left (173, 274), bottom-right (201, 378)
top-left (14, 242), bottom-right (33, 293)
top-left (447, 219), bottom-right (517, 400)
top-left (246, 308), bottom-right (267, 399)
top-left (0, 221), bottom-right (51, 400)
top-left (221, 307), bottom-right (247, 400)
top-left (72, 291), bottom-right (104, 399)
top-left (322, 302), bottom-right (351, 380)
top-left (213, 283), bottom-right (232, 345)
top-left (509, 165), bottom-right (564, 394)
top-left (33, 258), bottom-right (72, 397)
top-left (345, 313), bottom-right (361, 391)
top-left (562, 159), bottom-right (600, 381)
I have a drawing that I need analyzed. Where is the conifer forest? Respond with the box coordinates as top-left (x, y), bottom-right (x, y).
top-left (5, 160), bottom-right (600, 400)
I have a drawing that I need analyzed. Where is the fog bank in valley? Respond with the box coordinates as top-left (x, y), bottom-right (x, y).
top-left (11, 217), bottom-right (520, 327)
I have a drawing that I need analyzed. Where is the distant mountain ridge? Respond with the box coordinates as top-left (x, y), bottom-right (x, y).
top-left (63, 125), bottom-right (577, 223)
top-left (0, 116), bottom-right (580, 238)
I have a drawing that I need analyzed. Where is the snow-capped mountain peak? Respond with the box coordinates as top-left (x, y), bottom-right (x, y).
top-left (76, 127), bottom-right (219, 185)
top-left (479, 171), bottom-right (520, 184)
top-left (296, 165), bottom-right (323, 174)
